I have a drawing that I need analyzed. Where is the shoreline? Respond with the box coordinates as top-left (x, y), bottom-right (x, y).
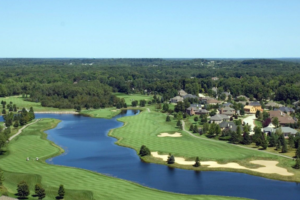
top-left (35, 111), bottom-right (79, 114)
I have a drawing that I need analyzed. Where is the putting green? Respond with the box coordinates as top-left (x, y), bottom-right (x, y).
top-left (0, 118), bottom-right (248, 200)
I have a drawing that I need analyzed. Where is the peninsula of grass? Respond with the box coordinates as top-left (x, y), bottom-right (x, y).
top-left (80, 107), bottom-right (121, 118)
top-left (110, 110), bottom-right (300, 182)
top-left (0, 119), bottom-right (248, 200)
top-left (113, 93), bottom-right (153, 105)
top-left (0, 96), bottom-right (74, 112)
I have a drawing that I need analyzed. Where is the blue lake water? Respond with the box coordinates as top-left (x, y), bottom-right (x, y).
top-left (3, 111), bottom-right (300, 200)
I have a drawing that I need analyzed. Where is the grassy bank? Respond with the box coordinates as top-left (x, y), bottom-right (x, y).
top-left (0, 96), bottom-right (74, 112)
top-left (110, 110), bottom-right (300, 182)
top-left (0, 119), bottom-right (247, 200)
top-left (114, 93), bottom-right (153, 105)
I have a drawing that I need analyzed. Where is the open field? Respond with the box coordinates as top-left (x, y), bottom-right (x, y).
top-left (80, 107), bottom-right (121, 118)
top-left (114, 93), bottom-right (153, 105)
top-left (0, 96), bottom-right (74, 112)
top-left (0, 119), bottom-right (247, 200)
top-left (110, 110), bottom-right (300, 182)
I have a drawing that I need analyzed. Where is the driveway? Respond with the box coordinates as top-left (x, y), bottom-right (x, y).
top-left (242, 114), bottom-right (256, 135)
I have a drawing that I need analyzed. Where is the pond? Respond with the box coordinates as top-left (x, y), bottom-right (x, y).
top-left (4, 110), bottom-right (300, 200)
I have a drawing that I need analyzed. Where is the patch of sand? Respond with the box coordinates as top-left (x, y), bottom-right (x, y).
top-left (151, 152), bottom-right (293, 176)
top-left (157, 132), bottom-right (182, 137)
top-left (111, 110), bottom-right (117, 112)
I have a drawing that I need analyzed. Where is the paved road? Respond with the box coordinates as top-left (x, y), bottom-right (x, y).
top-left (147, 108), bottom-right (151, 112)
top-left (242, 114), bottom-right (256, 134)
top-left (9, 119), bottom-right (41, 141)
top-left (181, 120), bottom-right (293, 160)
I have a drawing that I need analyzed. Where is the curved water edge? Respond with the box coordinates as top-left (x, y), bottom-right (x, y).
top-left (2, 111), bottom-right (300, 200)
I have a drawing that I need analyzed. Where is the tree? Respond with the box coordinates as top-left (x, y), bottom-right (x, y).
top-left (288, 135), bottom-right (295, 149)
top-left (236, 126), bottom-right (242, 141)
top-left (194, 116), bottom-right (199, 123)
top-left (35, 183), bottom-right (41, 195)
top-left (215, 125), bottom-right (221, 136)
top-left (294, 158), bottom-right (300, 169)
top-left (139, 145), bottom-right (150, 156)
top-left (58, 184), bottom-right (65, 199)
top-left (272, 117), bottom-right (279, 127)
top-left (202, 123), bottom-right (209, 134)
top-left (268, 133), bottom-right (278, 147)
top-left (176, 120), bottom-right (181, 127)
top-left (166, 115), bottom-right (171, 122)
top-left (193, 157), bottom-right (201, 167)
top-left (17, 181), bottom-right (30, 198)
top-left (296, 144), bottom-right (300, 158)
top-left (0, 168), bottom-right (4, 186)
top-left (167, 154), bottom-right (175, 164)
top-left (193, 125), bottom-right (198, 133)
top-left (255, 110), bottom-right (260, 118)
top-left (162, 103), bottom-right (169, 112)
top-left (13, 120), bottom-right (19, 128)
top-left (189, 124), bottom-right (194, 131)
top-left (37, 187), bottom-right (46, 200)
top-left (242, 132), bottom-right (251, 145)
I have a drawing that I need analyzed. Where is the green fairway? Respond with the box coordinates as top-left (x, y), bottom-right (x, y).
top-left (80, 107), bottom-right (121, 118)
top-left (0, 118), bottom-right (248, 200)
top-left (114, 93), bottom-right (153, 105)
top-left (0, 96), bottom-right (74, 112)
top-left (110, 110), bottom-right (299, 182)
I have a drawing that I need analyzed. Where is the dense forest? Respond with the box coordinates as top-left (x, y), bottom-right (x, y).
top-left (0, 58), bottom-right (300, 109)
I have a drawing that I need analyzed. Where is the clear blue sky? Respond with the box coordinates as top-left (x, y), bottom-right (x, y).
top-left (1, 0), bottom-right (299, 58)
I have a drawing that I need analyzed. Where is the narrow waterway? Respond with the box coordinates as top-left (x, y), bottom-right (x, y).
top-left (4, 111), bottom-right (300, 200)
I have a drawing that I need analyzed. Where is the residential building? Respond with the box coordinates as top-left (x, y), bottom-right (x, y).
top-left (212, 87), bottom-right (218, 94)
top-left (183, 94), bottom-right (198, 100)
top-left (219, 106), bottom-right (235, 116)
top-left (262, 127), bottom-right (298, 137)
top-left (212, 77), bottom-right (219, 81)
top-left (236, 95), bottom-right (249, 101)
top-left (220, 102), bottom-right (233, 108)
top-left (249, 101), bottom-right (263, 112)
top-left (202, 97), bottom-right (222, 105)
top-left (178, 89), bottom-right (187, 97)
top-left (169, 96), bottom-right (183, 103)
top-left (274, 107), bottom-right (295, 115)
top-left (218, 121), bottom-right (243, 132)
top-left (269, 110), bottom-right (296, 126)
top-left (210, 114), bottom-right (230, 124)
top-left (186, 104), bottom-right (209, 116)
top-left (244, 105), bottom-right (256, 114)
top-left (265, 101), bottom-right (283, 108)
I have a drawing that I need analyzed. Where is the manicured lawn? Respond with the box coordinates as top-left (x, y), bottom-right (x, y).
top-left (80, 107), bottom-right (121, 118)
top-left (110, 110), bottom-right (300, 182)
top-left (254, 120), bottom-right (262, 128)
top-left (0, 96), bottom-right (74, 112)
top-left (0, 119), bottom-right (247, 200)
top-left (114, 93), bottom-right (153, 105)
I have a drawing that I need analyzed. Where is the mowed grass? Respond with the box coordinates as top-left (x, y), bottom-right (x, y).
top-left (80, 107), bottom-right (121, 118)
top-left (0, 96), bottom-right (74, 112)
top-left (110, 110), bottom-right (300, 182)
top-left (114, 93), bottom-right (153, 105)
top-left (0, 118), bottom-right (247, 200)
top-left (111, 111), bottom-right (275, 161)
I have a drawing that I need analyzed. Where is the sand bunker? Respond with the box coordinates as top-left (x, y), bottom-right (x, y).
top-left (151, 152), bottom-right (293, 176)
top-left (157, 132), bottom-right (182, 137)
top-left (111, 110), bottom-right (117, 112)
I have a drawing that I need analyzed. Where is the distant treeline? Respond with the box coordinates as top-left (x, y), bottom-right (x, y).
top-left (0, 58), bottom-right (300, 108)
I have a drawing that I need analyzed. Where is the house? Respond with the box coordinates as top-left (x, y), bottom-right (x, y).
top-left (236, 95), bottom-right (249, 101)
top-left (0, 196), bottom-right (18, 200)
top-left (220, 102), bottom-right (233, 108)
top-left (293, 100), bottom-right (299, 106)
top-left (202, 97), bottom-right (222, 105)
top-left (249, 101), bottom-right (263, 112)
top-left (169, 96), bottom-right (183, 103)
top-left (210, 114), bottom-right (230, 124)
top-left (218, 121), bottom-right (243, 132)
top-left (212, 87), bottom-right (218, 94)
top-left (244, 105), bottom-right (256, 114)
top-left (186, 105), bottom-right (209, 116)
top-left (212, 77), bottom-right (219, 81)
top-left (183, 94), bottom-right (198, 100)
top-left (219, 106), bottom-right (235, 116)
top-left (265, 101), bottom-right (283, 108)
top-left (274, 107), bottom-right (295, 115)
top-left (269, 110), bottom-right (296, 126)
top-left (178, 89), bottom-right (187, 97)
top-left (198, 93), bottom-right (206, 99)
top-left (262, 127), bottom-right (298, 137)
top-left (281, 127), bottom-right (298, 137)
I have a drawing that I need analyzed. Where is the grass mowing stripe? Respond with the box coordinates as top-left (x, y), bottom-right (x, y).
top-left (0, 118), bottom-right (248, 200)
